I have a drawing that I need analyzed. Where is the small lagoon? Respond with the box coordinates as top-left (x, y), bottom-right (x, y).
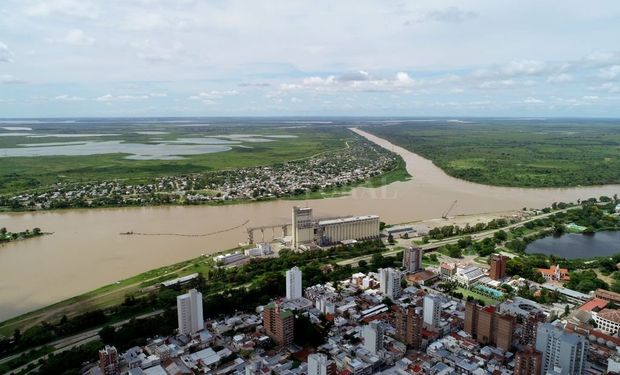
top-left (525, 231), bottom-right (620, 259)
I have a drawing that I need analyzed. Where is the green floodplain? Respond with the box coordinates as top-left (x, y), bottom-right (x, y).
top-left (0, 121), bottom-right (353, 195)
top-left (363, 118), bottom-right (620, 187)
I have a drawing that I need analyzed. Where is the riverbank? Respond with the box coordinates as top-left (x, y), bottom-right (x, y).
top-left (1, 128), bottom-right (619, 323)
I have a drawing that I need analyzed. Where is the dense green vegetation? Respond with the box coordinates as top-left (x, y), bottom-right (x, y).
top-left (365, 119), bottom-right (620, 187)
top-left (0, 227), bottom-right (44, 243)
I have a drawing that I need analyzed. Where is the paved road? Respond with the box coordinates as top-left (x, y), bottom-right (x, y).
top-left (338, 206), bottom-right (577, 266)
top-left (2, 309), bottom-right (163, 374)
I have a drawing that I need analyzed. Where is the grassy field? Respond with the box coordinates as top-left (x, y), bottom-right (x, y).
top-left (0, 121), bottom-right (353, 194)
top-left (455, 287), bottom-right (502, 306)
top-left (364, 119), bottom-right (620, 187)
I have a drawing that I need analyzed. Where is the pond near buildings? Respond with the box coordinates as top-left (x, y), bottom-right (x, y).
top-left (525, 231), bottom-right (620, 259)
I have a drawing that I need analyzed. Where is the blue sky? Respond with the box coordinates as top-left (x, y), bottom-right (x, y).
top-left (1, 0), bottom-right (620, 117)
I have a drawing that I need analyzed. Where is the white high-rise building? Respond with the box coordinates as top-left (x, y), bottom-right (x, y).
top-left (286, 266), bottom-right (303, 300)
top-left (362, 321), bottom-right (384, 354)
top-left (423, 295), bottom-right (442, 328)
top-left (307, 353), bottom-right (334, 375)
top-left (379, 268), bottom-right (402, 299)
top-left (177, 289), bottom-right (204, 335)
top-left (403, 246), bottom-right (423, 273)
top-left (535, 323), bottom-right (588, 375)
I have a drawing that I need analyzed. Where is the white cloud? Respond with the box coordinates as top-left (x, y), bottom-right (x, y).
top-left (546, 73), bottom-right (573, 83)
top-left (521, 97), bottom-right (544, 104)
top-left (598, 65), bottom-right (620, 80)
top-left (279, 71), bottom-right (419, 93)
top-left (96, 94), bottom-right (149, 102)
top-left (48, 29), bottom-right (95, 46)
top-left (189, 90), bottom-right (239, 104)
top-left (589, 82), bottom-right (620, 93)
top-left (54, 95), bottom-right (85, 101)
top-left (0, 42), bottom-right (13, 62)
top-left (131, 39), bottom-right (184, 62)
top-left (24, 0), bottom-right (99, 19)
top-left (1, 74), bottom-right (25, 84)
top-left (405, 7), bottom-right (477, 24)
top-left (478, 79), bottom-right (535, 89)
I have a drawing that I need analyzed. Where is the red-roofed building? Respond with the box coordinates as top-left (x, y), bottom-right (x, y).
top-left (579, 298), bottom-right (609, 312)
top-left (537, 265), bottom-right (569, 282)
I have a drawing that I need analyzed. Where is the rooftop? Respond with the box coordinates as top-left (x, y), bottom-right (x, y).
top-left (579, 298), bottom-right (609, 312)
top-left (597, 308), bottom-right (620, 324)
top-left (318, 215), bottom-right (379, 225)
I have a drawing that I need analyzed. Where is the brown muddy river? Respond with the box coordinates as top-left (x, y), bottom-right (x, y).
top-left (0, 127), bottom-right (619, 321)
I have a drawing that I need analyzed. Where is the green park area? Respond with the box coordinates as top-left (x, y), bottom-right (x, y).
top-left (364, 118), bottom-right (620, 187)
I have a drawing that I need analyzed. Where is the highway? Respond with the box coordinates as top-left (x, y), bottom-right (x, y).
top-left (2, 309), bottom-right (163, 375)
top-left (337, 206), bottom-right (577, 267)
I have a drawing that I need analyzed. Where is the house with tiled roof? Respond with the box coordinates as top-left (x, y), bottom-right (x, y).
top-left (537, 265), bottom-right (569, 282)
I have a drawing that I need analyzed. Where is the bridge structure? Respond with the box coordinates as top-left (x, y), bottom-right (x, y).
top-left (246, 224), bottom-right (291, 244)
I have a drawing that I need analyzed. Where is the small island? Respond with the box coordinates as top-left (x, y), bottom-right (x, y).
top-left (0, 227), bottom-right (47, 244)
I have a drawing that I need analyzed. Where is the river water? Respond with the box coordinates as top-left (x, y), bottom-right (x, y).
top-left (526, 231), bottom-right (620, 259)
top-left (1, 127), bottom-right (619, 321)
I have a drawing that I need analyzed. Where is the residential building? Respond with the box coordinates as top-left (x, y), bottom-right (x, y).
top-left (394, 305), bottom-right (423, 349)
top-left (362, 321), bottom-right (384, 354)
top-left (537, 265), bottom-right (570, 282)
top-left (489, 254), bottom-right (508, 280)
top-left (286, 266), bottom-right (303, 300)
top-left (99, 345), bottom-right (119, 375)
top-left (465, 303), bottom-right (515, 351)
top-left (423, 295), bottom-right (442, 328)
top-left (262, 303), bottom-right (294, 346)
top-left (439, 263), bottom-right (456, 280)
top-left (464, 301), bottom-right (478, 336)
top-left (514, 346), bottom-right (542, 375)
top-left (535, 323), bottom-right (588, 375)
top-left (495, 313), bottom-right (515, 351)
top-left (177, 289), bottom-right (204, 335)
top-left (403, 246), bottom-right (423, 273)
top-left (307, 353), bottom-right (336, 375)
top-left (379, 268), bottom-right (402, 299)
top-left (520, 311), bottom-right (546, 346)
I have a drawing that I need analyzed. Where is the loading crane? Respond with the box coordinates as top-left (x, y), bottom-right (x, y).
top-left (442, 200), bottom-right (457, 219)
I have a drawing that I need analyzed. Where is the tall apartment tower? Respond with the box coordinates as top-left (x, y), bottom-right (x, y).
top-left (520, 311), bottom-right (546, 346)
top-left (423, 295), bottom-right (442, 328)
top-left (307, 353), bottom-right (336, 375)
top-left (263, 303), bottom-right (294, 346)
top-left (99, 345), bottom-right (119, 375)
top-left (514, 346), bottom-right (543, 375)
top-left (464, 301), bottom-right (478, 335)
top-left (286, 266), bottom-right (303, 300)
top-left (379, 268), bottom-right (402, 299)
top-left (292, 206), bottom-right (314, 248)
top-left (177, 288), bottom-right (204, 335)
top-left (535, 323), bottom-right (588, 375)
top-left (362, 321), bottom-right (384, 354)
top-left (465, 303), bottom-right (515, 351)
top-left (495, 313), bottom-right (516, 351)
top-left (489, 254), bottom-right (508, 280)
top-left (403, 246), bottom-right (423, 273)
top-left (395, 305), bottom-right (423, 349)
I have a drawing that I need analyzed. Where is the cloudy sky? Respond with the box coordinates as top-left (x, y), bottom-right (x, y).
top-left (1, 0), bottom-right (620, 117)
